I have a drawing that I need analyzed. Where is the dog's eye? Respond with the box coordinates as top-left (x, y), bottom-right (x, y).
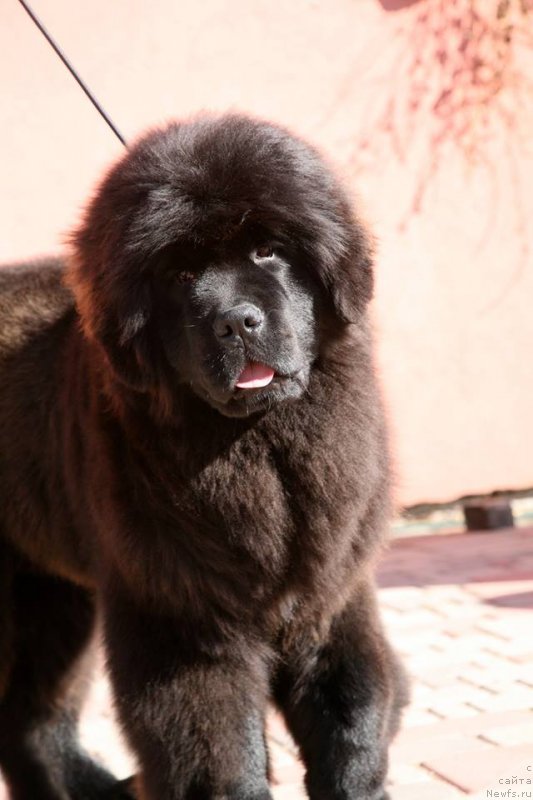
top-left (175, 270), bottom-right (195, 284)
top-left (253, 245), bottom-right (275, 260)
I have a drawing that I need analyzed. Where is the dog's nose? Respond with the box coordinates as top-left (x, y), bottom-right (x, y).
top-left (213, 304), bottom-right (264, 341)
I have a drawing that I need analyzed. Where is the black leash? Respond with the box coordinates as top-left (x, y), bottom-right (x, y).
top-left (17, 0), bottom-right (127, 147)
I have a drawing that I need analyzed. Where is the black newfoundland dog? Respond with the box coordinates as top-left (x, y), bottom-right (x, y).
top-left (0, 114), bottom-right (407, 800)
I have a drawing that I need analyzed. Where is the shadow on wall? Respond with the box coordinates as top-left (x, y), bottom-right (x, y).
top-left (486, 591), bottom-right (533, 610)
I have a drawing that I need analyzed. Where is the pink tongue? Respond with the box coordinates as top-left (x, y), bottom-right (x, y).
top-left (235, 362), bottom-right (275, 389)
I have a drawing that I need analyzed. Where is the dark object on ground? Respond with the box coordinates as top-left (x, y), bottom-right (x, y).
top-left (464, 499), bottom-right (515, 531)
top-left (0, 114), bottom-right (408, 800)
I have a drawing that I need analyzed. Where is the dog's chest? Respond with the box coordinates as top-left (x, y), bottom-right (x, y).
top-left (106, 386), bottom-right (383, 617)
top-left (179, 411), bottom-right (368, 591)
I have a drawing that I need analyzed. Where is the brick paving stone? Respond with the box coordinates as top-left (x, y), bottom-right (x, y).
top-left (385, 608), bottom-right (445, 630)
top-left (390, 732), bottom-right (495, 764)
top-left (378, 586), bottom-right (427, 611)
top-left (460, 662), bottom-right (529, 691)
top-left (459, 686), bottom-right (533, 713)
top-left (412, 681), bottom-right (505, 712)
top-left (482, 642), bottom-right (533, 662)
top-left (271, 760), bottom-right (306, 786)
top-left (269, 742), bottom-right (302, 778)
top-left (476, 616), bottom-right (533, 641)
top-left (415, 668), bottom-right (460, 688)
top-left (388, 781), bottom-right (465, 800)
top-left (267, 711), bottom-right (299, 754)
top-left (482, 721), bottom-right (533, 746)
top-left (464, 579), bottom-right (533, 600)
top-left (401, 707), bottom-right (444, 727)
top-left (424, 743), bottom-right (533, 793)
top-left (271, 784), bottom-right (307, 800)
top-left (387, 762), bottom-right (433, 785)
top-left (426, 700), bottom-right (483, 719)
top-left (398, 709), bottom-right (533, 739)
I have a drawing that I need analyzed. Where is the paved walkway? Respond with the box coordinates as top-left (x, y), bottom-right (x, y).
top-left (266, 526), bottom-right (533, 799)
top-left (1, 526), bottom-right (532, 799)
top-left (376, 526), bottom-right (533, 799)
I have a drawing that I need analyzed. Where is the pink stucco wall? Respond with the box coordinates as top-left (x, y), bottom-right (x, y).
top-left (2, 0), bottom-right (532, 505)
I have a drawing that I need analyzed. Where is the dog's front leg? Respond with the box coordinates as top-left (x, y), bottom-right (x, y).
top-left (102, 584), bottom-right (272, 800)
top-left (274, 578), bottom-right (408, 800)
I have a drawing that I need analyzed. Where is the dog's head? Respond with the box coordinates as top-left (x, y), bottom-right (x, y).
top-left (68, 114), bottom-right (374, 418)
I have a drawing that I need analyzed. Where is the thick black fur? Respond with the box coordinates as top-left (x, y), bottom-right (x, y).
top-left (0, 114), bottom-right (408, 800)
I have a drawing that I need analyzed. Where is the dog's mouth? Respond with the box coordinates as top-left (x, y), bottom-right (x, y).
top-left (234, 362), bottom-right (305, 397)
top-left (196, 359), bottom-right (306, 417)
top-left (235, 362), bottom-right (275, 390)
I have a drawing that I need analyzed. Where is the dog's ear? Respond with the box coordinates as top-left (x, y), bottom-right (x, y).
top-left (306, 197), bottom-right (375, 324)
top-left (66, 176), bottom-right (161, 392)
top-left (67, 251), bottom-right (157, 392)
